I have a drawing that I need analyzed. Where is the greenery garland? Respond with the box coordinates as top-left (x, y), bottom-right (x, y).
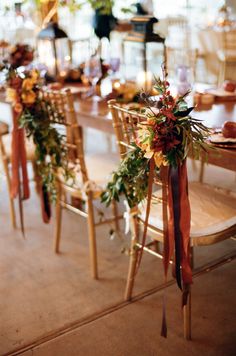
top-left (19, 99), bottom-right (69, 200)
top-left (5, 67), bottom-right (71, 200)
top-left (101, 145), bottom-right (150, 208)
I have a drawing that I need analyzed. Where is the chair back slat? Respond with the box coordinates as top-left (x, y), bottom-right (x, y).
top-left (108, 99), bottom-right (146, 158)
top-left (221, 29), bottom-right (236, 51)
top-left (40, 88), bottom-right (89, 183)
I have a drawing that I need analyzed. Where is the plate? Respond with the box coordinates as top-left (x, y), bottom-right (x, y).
top-left (63, 85), bottom-right (90, 95)
top-left (206, 88), bottom-right (236, 98)
top-left (209, 133), bottom-right (236, 144)
top-left (210, 142), bottom-right (236, 149)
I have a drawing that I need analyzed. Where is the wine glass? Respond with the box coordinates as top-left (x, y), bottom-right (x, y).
top-left (84, 56), bottom-right (102, 98)
top-left (109, 57), bottom-right (120, 77)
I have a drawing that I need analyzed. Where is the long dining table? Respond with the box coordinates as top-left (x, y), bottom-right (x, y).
top-left (0, 90), bottom-right (236, 172)
top-left (73, 96), bottom-right (236, 172)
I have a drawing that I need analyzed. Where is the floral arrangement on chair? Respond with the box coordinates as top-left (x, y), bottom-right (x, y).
top-left (102, 66), bottom-right (211, 335)
top-left (102, 67), bottom-right (210, 208)
top-left (5, 67), bottom-right (70, 224)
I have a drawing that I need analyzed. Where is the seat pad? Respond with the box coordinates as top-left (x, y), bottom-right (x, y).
top-left (58, 152), bottom-right (119, 193)
top-left (2, 133), bottom-right (35, 161)
top-left (139, 182), bottom-right (236, 239)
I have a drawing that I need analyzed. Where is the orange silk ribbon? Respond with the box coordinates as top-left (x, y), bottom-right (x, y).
top-left (161, 160), bottom-right (192, 337)
top-left (178, 160), bottom-right (192, 287)
top-left (163, 160), bottom-right (192, 289)
top-left (11, 110), bottom-right (30, 200)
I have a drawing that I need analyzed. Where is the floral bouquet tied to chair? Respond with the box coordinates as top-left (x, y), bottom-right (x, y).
top-left (102, 66), bottom-right (211, 337)
top-left (5, 67), bottom-right (70, 227)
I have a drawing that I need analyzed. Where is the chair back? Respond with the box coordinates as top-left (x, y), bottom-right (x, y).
top-left (40, 88), bottom-right (88, 183)
top-left (108, 100), bottom-right (146, 158)
top-left (222, 28), bottom-right (236, 52)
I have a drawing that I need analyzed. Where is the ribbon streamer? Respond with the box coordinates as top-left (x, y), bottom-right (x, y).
top-left (169, 166), bottom-right (183, 290)
top-left (11, 110), bottom-right (30, 235)
top-left (40, 183), bottom-right (51, 224)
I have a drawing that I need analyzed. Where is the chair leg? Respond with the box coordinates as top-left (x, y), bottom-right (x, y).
top-left (111, 199), bottom-right (120, 232)
top-left (87, 194), bottom-right (98, 279)
top-left (31, 159), bottom-right (41, 195)
top-left (54, 184), bottom-right (62, 253)
top-left (199, 160), bottom-right (205, 183)
top-left (183, 247), bottom-right (193, 340)
top-left (3, 157), bottom-right (16, 228)
top-left (183, 286), bottom-right (191, 340)
top-left (124, 216), bottom-right (139, 301)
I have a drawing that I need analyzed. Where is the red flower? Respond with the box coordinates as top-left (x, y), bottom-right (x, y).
top-left (9, 76), bottom-right (23, 90)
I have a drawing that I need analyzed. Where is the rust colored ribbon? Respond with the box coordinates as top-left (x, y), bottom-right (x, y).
top-left (40, 183), bottom-right (51, 224)
top-left (11, 110), bottom-right (30, 200)
top-left (34, 164), bottom-right (51, 224)
top-left (161, 160), bottom-right (192, 336)
top-left (160, 166), bottom-right (172, 338)
top-left (169, 165), bottom-right (183, 289)
top-left (132, 157), bottom-right (192, 337)
top-left (178, 160), bottom-right (192, 308)
top-left (164, 161), bottom-right (192, 289)
top-left (161, 166), bottom-right (174, 278)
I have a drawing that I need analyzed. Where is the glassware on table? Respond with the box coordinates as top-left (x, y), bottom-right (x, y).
top-left (109, 57), bottom-right (120, 77)
top-left (176, 65), bottom-right (192, 96)
top-left (83, 56), bottom-right (102, 98)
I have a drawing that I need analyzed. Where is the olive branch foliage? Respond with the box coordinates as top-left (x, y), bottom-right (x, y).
top-left (101, 145), bottom-right (151, 209)
top-left (20, 97), bottom-right (72, 201)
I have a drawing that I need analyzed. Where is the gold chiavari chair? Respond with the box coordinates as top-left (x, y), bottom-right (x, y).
top-left (42, 89), bottom-right (122, 279)
top-left (217, 28), bottom-right (236, 85)
top-left (108, 99), bottom-right (236, 339)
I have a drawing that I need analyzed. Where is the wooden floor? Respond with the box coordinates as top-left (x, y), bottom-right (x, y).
top-left (0, 130), bottom-right (236, 356)
top-left (21, 259), bottom-right (236, 356)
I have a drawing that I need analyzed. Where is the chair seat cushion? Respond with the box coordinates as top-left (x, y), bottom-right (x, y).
top-left (139, 182), bottom-right (236, 241)
top-left (2, 133), bottom-right (35, 161)
top-left (0, 121), bottom-right (9, 136)
top-left (58, 152), bottom-right (119, 196)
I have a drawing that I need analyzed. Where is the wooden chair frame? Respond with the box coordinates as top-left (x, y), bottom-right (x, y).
top-left (217, 28), bottom-right (236, 85)
top-left (43, 89), bottom-right (122, 279)
top-left (108, 99), bottom-right (236, 340)
top-left (0, 133), bottom-right (17, 227)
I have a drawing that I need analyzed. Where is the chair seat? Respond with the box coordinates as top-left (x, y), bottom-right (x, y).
top-left (0, 121), bottom-right (9, 136)
top-left (58, 152), bottom-right (119, 197)
top-left (217, 49), bottom-right (236, 62)
top-left (139, 182), bottom-right (236, 244)
top-left (2, 133), bottom-right (35, 161)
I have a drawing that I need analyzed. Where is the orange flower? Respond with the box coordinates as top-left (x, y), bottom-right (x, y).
top-left (22, 78), bottom-right (34, 91)
top-left (30, 69), bottom-right (39, 84)
top-left (14, 103), bottom-right (23, 113)
top-left (154, 152), bottom-right (168, 168)
top-left (6, 88), bottom-right (18, 103)
top-left (21, 90), bottom-right (36, 105)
